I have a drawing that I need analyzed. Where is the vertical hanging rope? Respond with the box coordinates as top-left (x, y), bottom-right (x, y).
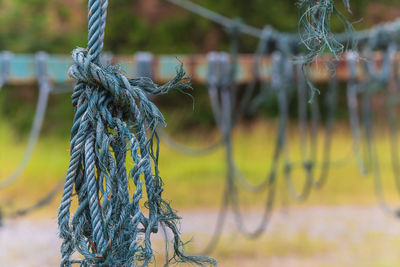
top-left (0, 51), bottom-right (51, 189)
top-left (57, 0), bottom-right (215, 266)
top-left (283, 61), bottom-right (338, 199)
top-left (313, 71), bottom-right (338, 188)
top-left (360, 42), bottom-right (400, 216)
top-left (0, 51), bottom-right (12, 90)
top-left (386, 44), bottom-right (400, 196)
top-left (346, 51), bottom-right (367, 175)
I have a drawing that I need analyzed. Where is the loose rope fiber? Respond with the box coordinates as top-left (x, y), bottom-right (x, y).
top-left (297, 0), bottom-right (354, 64)
top-left (57, 1), bottom-right (215, 266)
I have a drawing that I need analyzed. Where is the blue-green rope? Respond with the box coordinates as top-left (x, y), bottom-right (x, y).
top-left (386, 44), bottom-right (400, 197)
top-left (57, 0), bottom-right (215, 266)
top-left (297, 0), bottom-right (354, 63)
top-left (346, 51), bottom-right (368, 175)
top-left (360, 43), bottom-right (400, 217)
top-left (283, 62), bottom-right (339, 201)
top-left (228, 52), bottom-right (288, 238)
top-left (0, 51), bottom-right (12, 90)
top-left (3, 180), bottom-right (64, 219)
top-left (132, 50), bottom-right (224, 157)
top-left (283, 63), bottom-right (314, 202)
top-left (312, 72), bottom-right (338, 188)
top-left (154, 51), bottom-right (224, 157)
top-left (0, 52), bottom-right (51, 190)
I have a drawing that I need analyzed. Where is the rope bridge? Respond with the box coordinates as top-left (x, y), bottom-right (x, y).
top-left (1, 52), bottom-right (400, 86)
top-left (3, 0), bottom-right (400, 266)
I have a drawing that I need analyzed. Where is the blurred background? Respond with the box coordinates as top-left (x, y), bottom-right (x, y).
top-left (2, 0), bottom-right (400, 266)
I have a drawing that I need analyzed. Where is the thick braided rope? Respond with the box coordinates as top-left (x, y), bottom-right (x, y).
top-left (57, 0), bottom-right (215, 266)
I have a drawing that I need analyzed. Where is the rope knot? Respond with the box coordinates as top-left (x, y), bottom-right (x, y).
top-left (69, 47), bottom-right (192, 131)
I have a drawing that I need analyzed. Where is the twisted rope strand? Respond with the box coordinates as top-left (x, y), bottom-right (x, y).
top-left (57, 0), bottom-right (215, 265)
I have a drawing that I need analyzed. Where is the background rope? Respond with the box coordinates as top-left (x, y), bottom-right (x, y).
top-left (0, 52), bottom-right (51, 190)
top-left (360, 43), bottom-right (400, 216)
top-left (0, 51), bottom-right (12, 90)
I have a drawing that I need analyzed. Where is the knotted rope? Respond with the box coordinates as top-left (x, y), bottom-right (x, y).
top-left (57, 1), bottom-right (215, 266)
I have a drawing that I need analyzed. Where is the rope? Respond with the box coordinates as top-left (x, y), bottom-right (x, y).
top-left (154, 52), bottom-right (224, 156)
top-left (0, 51), bottom-right (12, 90)
top-left (57, 1), bottom-right (215, 266)
top-left (360, 43), bottom-right (400, 217)
top-left (132, 51), bottom-right (224, 157)
top-left (201, 51), bottom-right (288, 256)
top-left (297, 0), bottom-right (355, 64)
top-left (312, 70), bottom-right (339, 188)
top-left (166, 0), bottom-right (264, 39)
top-left (229, 52), bottom-right (289, 237)
top-left (283, 62), bottom-right (339, 201)
top-left (3, 180), bottom-right (64, 220)
top-left (156, 127), bottom-right (223, 156)
top-left (386, 44), bottom-right (400, 197)
top-left (346, 51), bottom-right (368, 175)
top-left (0, 52), bottom-right (51, 190)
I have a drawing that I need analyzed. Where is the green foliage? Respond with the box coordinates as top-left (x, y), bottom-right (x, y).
top-left (1, 0), bottom-right (396, 54)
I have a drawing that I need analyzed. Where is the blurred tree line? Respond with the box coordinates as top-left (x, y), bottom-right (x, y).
top-left (1, 0), bottom-right (399, 54)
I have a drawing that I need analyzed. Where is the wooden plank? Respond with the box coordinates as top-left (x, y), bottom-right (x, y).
top-left (1, 52), bottom-right (399, 86)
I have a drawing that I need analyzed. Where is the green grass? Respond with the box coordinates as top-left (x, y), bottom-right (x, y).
top-left (3, 116), bottom-right (400, 266)
top-left (1, 117), bottom-right (400, 213)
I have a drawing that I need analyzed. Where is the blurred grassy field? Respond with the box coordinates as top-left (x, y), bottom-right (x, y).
top-left (3, 115), bottom-right (400, 266)
top-left (1, 117), bottom-right (400, 212)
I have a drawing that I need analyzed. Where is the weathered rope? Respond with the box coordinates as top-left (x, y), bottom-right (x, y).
top-left (386, 44), bottom-right (400, 197)
top-left (283, 64), bottom-right (314, 202)
top-left (202, 51), bottom-right (288, 256)
top-left (5, 180), bottom-right (64, 219)
top-left (283, 62), bottom-right (338, 201)
top-left (360, 42), bottom-right (400, 216)
top-left (346, 51), bottom-right (368, 175)
top-left (226, 23), bottom-right (289, 193)
top-left (228, 52), bottom-right (289, 238)
top-left (312, 72), bottom-right (338, 188)
top-left (0, 52), bottom-right (51, 189)
top-left (156, 127), bottom-right (223, 156)
top-left (57, 1), bottom-right (215, 266)
top-left (297, 0), bottom-right (354, 64)
top-left (134, 51), bottom-right (224, 157)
